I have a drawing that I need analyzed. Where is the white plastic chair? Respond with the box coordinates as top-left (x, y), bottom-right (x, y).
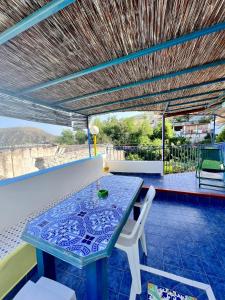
top-left (14, 277), bottom-right (76, 300)
top-left (115, 186), bottom-right (156, 295)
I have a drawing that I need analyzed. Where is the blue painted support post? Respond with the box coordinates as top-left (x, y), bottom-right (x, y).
top-left (0, 0), bottom-right (76, 45)
top-left (87, 117), bottom-right (92, 157)
top-left (213, 114), bottom-right (216, 144)
top-left (162, 114), bottom-right (166, 174)
top-left (36, 249), bottom-right (56, 280)
top-left (86, 258), bottom-right (108, 300)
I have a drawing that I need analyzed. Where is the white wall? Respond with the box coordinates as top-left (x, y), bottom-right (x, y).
top-left (0, 156), bottom-right (103, 231)
top-left (106, 160), bottom-right (163, 175)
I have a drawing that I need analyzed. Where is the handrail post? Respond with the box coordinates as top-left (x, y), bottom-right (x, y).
top-left (87, 117), bottom-right (91, 158)
top-left (212, 114), bottom-right (216, 144)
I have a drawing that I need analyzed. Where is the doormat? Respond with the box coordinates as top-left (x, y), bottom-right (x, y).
top-left (148, 282), bottom-right (197, 300)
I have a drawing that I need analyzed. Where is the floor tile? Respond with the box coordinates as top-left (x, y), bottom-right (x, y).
top-left (108, 268), bottom-right (124, 293)
top-left (163, 253), bottom-right (183, 268)
top-left (120, 271), bottom-right (131, 296)
top-left (56, 270), bottom-right (82, 292)
top-left (118, 293), bottom-right (129, 300)
top-left (181, 254), bottom-right (205, 273)
top-left (7, 185), bottom-right (225, 300)
top-left (208, 275), bottom-right (225, 300)
top-left (202, 257), bottom-right (225, 279)
top-left (173, 282), bottom-right (203, 298)
top-left (163, 264), bottom-right (183, 276)
top-left (180, 269), bottom-right (209, 284)
top-left (108, 289), bottom-right (119, 300)
top-left (109, 249), bottom-right (129, 271)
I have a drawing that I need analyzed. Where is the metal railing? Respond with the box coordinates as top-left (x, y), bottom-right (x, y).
top-left (164, 145), bottom-right (198, 174)
top-left (106, 144), bottom-right (199, 174)
top-left (106, 145), bottom-right (162, 161)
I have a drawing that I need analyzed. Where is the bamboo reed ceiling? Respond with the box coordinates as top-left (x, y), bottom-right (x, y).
top-left (0, 0), bottom-right (225, 123)
top-left (0, 92), bottom-right (87, 127)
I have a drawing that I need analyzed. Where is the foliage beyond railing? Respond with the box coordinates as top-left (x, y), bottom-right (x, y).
top-left (106, 144), bottom-right (199, 174)
top-left (164, 145), bottom-right (198, 174)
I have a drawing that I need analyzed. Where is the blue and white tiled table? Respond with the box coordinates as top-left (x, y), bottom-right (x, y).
top-left (22, 175), bottom-right (143, 300)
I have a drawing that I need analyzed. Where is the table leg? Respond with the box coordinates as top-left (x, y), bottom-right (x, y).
top-left (86, 258), bottom-right (108, 300)
top-left (36, 249), bottom-right (56, 280)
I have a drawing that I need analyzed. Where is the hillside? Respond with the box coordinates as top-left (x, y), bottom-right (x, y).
top-left (125, 112), bottom-right (161, 126)
top-left (0, 127), bottom-right (56, 147)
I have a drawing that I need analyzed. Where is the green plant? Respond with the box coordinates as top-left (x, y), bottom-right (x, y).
top-left (75, 130), bottom-right (87, 144)
top-left (56, 129), bottom-right (75, 145)
top-left (216, 127), bottom-right (225, 142)
top-left (126, 153), bottom-right (143, 160)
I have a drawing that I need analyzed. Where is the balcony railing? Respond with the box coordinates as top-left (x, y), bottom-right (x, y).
top-left (164, 145), bottom-right (198, 174)
top-left (106, 144), bottom-right (199, 174)
top-left (106, 142), bottom-right (225, 174)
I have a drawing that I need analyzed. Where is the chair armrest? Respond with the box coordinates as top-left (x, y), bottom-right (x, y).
top-left (119, 232), bottom-right (132, 239)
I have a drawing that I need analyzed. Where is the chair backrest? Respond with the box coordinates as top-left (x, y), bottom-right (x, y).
top-left (200, 147), bottom-right (223, 162)
top-left (131, 186), bottom-right (156, 240)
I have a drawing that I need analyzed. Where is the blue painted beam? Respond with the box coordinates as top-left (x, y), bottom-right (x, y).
top-left (207, 92), bottom-right (225, 108)
top-left (0, 0), bottom-right (76, 45)
top-left (75, 80), bottom-right (225, 112)
top-left (55, 59), bottom-right (225, 106)
top-left (167, 93), bottom-right (225, 116)
top-left (88, 89), bottom-right (225, 115)
top-left (18, 22), bottom-right (225, 94)
top-left (168, 102), bottom-right (211, 112)
top-left (169, 96), bottom-right (218, 107)
top-left (90, 93), bottom-right (222, 116)
top-left (166, 105), bottom-right (207, 116)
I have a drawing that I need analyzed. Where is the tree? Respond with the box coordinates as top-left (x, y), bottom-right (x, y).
top-left (139, 135), bottom-right (151, 146)
top-left (148, 138), bottom-right (162, 147)
top-left (91, 115), bottom-right (175, 146)
top-left (102, 117), bottom-right (129, 145)
top-left (169, 136), bottom-right (190, 146)
top-left (153, 120), bottom-right (174, 140)
top-left (216, 127), bottom-right (225, 142)
top-left (92, 117), bottom-right (112, 144)
top-left (75, 130), bottom-right (87, 144)
top-left (139, 116), bottom-right (153, 137)
top-left (56, 129), bottom-right (75, 145)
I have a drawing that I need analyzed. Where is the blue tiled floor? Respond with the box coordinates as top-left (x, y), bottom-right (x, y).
top-left (112, 172), bottom-right (225, 196)
top-left (7, 194), bottom-right (225, 300)
top-left (19, 196), bottom-right (225, 300)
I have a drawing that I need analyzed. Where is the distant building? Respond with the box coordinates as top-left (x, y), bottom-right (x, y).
top-left (172, 118), bottom-right (211, 143)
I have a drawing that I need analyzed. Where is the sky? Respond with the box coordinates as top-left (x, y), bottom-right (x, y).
top-left (0, 112), bottom-right (221, 135)
top-left (0, 112), bottom-right (141, 135)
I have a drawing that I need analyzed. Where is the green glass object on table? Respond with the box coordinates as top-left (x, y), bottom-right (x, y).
top-left (97, 189), bottom-right (108, 199)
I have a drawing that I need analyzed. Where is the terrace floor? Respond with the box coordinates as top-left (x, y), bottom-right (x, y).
top-left (113, 171), bottom-right (225, 197)
top-left (8, 193), bottom-right (225, 300)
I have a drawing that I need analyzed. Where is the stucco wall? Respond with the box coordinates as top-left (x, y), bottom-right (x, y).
top-left (0, 145), bottom-right (106, 179)
top-left (106, 160), bottom-right (163, 175)
top-left (0, 156), bottom-right (104, 230)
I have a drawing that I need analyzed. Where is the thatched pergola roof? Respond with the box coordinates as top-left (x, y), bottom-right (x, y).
top-left (0, 0), bottom-right (225, 126)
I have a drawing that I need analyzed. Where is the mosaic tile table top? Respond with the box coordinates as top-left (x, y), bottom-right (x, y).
top-left (22, 175), bottom-right (143, 268)
top-left (148, 283), bottom-right (197, 300)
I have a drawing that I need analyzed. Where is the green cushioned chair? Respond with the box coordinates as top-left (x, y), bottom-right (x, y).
top-left (0, 243), bottom-right (36, 299)
top-left (196, 147), bottom-right (225, 189)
